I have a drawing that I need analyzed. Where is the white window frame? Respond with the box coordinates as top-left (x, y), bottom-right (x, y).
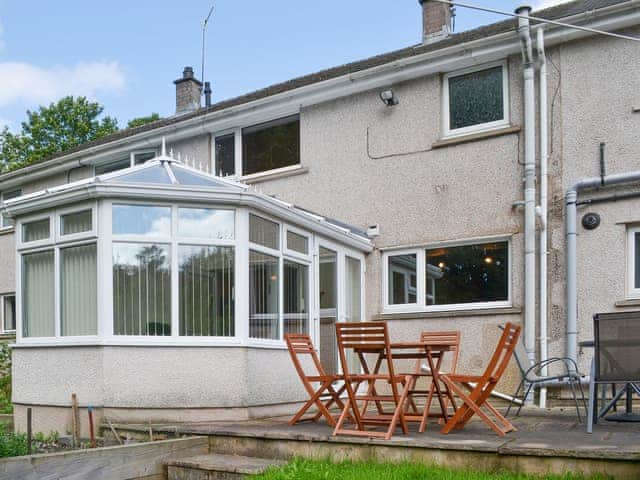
top-left (0, 294), bottom-right (16, 333)
top-left (1, 188), bottom-right (22, 230)
top-left (284, 225), bottom-right (311, 260)
top-left (131, 149), bottom-right (158, 166)
top-left (626, 226), bottom-right (640, 299)
top-left (442, 61), bottom-right (510, 138)
top-left (93, 149), bottom-right (159, 176)
top-left (57, 204), bottom-right (98, 244)
top-left (17, 212), bottom-right (55, 249)
top-left (382, 236), bottom-right (512, 314)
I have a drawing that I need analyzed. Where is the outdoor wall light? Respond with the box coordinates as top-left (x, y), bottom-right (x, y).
top-left (379, 89), bottom-right (398, 106)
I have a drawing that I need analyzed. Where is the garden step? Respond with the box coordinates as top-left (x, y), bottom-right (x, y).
top-left (166, 453), bottom-right (286, 480)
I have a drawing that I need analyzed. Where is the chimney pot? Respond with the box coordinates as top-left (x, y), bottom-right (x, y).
top-left (204, 81), bottom-right (212, 107)
top-left (174, 66), bottom-right (202, 114)
top-left (419, 0), bottom-right (453, 44)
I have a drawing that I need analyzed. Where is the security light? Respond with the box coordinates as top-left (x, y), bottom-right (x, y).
top-left (379, 89), bottom-right (398, 106)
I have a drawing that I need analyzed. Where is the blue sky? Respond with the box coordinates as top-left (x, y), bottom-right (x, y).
top-left (0, 0), bottom-right (563, 131)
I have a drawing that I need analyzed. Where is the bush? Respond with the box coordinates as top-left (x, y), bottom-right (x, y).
top-left (0, 343), bottom-right (12, 414)
top-left (0, 423), bottom-right (27, 458)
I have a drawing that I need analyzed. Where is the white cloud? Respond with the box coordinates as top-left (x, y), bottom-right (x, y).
top-left (0, 60), bottom-right (126, 108)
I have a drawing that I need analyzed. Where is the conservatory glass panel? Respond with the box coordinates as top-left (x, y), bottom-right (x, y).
top-left (286, 230), bottom-right (308, 255)
top-left (22, 218), bottom-right (50, 243)
top-left (22, 250), bottom-right (55, 337)
top-left (111, 164), bottom-right (172, 184)
top-left (179, 245), bottom-right (235, 336)
top-left (249, 214), bottom-right (279, 250)
top-left (178, 208), bottom-right (235, 240)
top-left (113, 243), bottom-right (171, 335)
top-left (61, 244), bottom-right (97, 336)
top-left (61, 209), bottom-right (92, 236)
top-left (283, 260), bottom-right (308, 335)
top-left (112, 204), bottom-right (171, 237)
top-left (249, 250), bottom-right (279, 339)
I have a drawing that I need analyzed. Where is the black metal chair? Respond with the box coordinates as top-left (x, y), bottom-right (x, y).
top-left (587, 311), bottom-right (640, 433)
top-left (506, 333), bottom-right (587, 420)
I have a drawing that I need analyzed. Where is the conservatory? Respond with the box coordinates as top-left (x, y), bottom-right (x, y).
top-left (6, 147), bottom-right (371, 433)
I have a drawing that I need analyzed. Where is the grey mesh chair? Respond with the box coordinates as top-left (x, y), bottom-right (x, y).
top-left (587, 312), bottom-right (640, 433)
top-left (506, 334), bottom-right (587, 420)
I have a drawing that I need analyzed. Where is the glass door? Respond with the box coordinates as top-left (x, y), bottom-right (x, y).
top-left (318, 246), bottom-right (338, 374)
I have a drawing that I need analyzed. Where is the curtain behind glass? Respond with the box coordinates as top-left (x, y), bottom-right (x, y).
top-left (249, 250), bottom-right (279, 339)
top-left (179, 245), bottom-right (235, 336)
top-left (61, 244), bottom-right (97, 336)
top-left (113, 243), bottom-right (171, 336)
top-left (22, 250), bottom-right (55, 337)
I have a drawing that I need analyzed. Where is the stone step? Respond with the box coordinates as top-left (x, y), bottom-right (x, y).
top-left (166, 453), bottom-right (286, 480)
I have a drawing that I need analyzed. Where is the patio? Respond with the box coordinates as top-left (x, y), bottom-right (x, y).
top-left (108, 408), bottom-right (640, 478)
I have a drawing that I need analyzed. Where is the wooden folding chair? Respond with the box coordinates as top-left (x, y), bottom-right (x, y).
top-left (405, 331), bottom-right (460, 432)
top-left (440, 323), bottom-right (521, 436)
top-left (333, 322), bottom-right (413, 440)
top-left (285, 333), bottom-right (347, 427)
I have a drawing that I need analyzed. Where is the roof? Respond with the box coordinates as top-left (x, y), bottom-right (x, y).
top-left (0, 0), bottom-right (633, 176)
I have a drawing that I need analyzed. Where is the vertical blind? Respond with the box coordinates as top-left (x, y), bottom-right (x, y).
top-left (22, 218), bottom-right (50, 243)
top-left (249, 215), bottom-right (279, 249)
top-left (22, 250), bottom-right (55, 337)
top-left (61, 210), bottom-right (92, 236)
top-left (113, 243), bottom-right (171, 335)
top-left (283, 260), bottom-right (308, 335)
top-left (249, 250), bottom-right (279, 339)
top-left (61, 244), bottom-right (97, 336)
top-left (3, 296), bottom-right (15, 331)
top-left (179, 245), bottom-right (235, 336)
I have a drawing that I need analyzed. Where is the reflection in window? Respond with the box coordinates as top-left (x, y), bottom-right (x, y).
top-left (95, 158), bottom-right (130, 176)
top-left (242, 116), bottom-right (300, 176)
top-left (215, 134), bottom-right (235, 177)
top-left (3, 295), bottom-right (15, 332)
top-left (22, 250), bottom-right (55, 337)
top-left (426, 241), bottom-right (508, 305)
top-left (133, 151), bottom-right (156, 165)
top-left (179, 245), bottom-right (234, 336)
top-left (249, 214), bottom-right (279, 249)
top-left (249, 251), bottom-right (279, 339)
top-left (286, 230), bottom-right (308, 255)
top-left (178, 208), bottom-right (234, 240)
top-left (22, 218), bottom-right (50, 243)
top-left (61, 244), bottom-right (97, 336)
top-left (113, 243), bottom-right (171, 335)
top-left (283, 260), bottom-right (308, 335)
top-left (448, 66), bottom-right (504, 130)
top-left (388, 254), bottom-right (417, 305)
top-left (112, 204), bottom-right (171, 237)
top-left (61, 210), bottom-right (92, 236)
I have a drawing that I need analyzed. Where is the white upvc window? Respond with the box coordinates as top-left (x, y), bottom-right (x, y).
top-left (18, 204), bottom-right (98, 340)
top-left (1, 188), bottom-right (22, 229)
top-left (94, 149), bottom-right (159, 176)
top-left (382, 237), bottom-right (512, 313)
top-left (1, 294), bottom-right (16, 333)
top-left (626, 226), bottom-right (640, 298)
top-left (442, 61), bottom-right (510, 138)
top-left (211, 115), bottom-right (301, 180)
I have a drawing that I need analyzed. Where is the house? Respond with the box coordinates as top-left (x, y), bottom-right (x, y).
top-left (1, 0), bottom-right (639, 435)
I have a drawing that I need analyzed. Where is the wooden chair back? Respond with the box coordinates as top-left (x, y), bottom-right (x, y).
top-left (481, 323), bottom-right (521, 389)
top-left (419, 330), bottom-right (460, 374)
top-left (285, 333), bottom-right (327, 381)
top-left (335, 321), bottom-right (396, 379)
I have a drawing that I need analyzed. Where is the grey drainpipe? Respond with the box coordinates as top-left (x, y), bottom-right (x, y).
top-left (566, 170), bottom-right (640, 368)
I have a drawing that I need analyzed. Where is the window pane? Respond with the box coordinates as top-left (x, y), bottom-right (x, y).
top-left (388, 254), bottom-right (417, 305)
top-left (215, 134), bottom-right (235, 177)
top-left (635, 233), bottom-right (640, 289)
top-left (179, 245), bottom-right (235, 336)
top-left (242, 116), bottom-right (300, 176)
top-left (133, 151), bottom-right (156, 165)
top-left (1, 189), bottom-right (21, 228)
top-left (345, 257), bottom-right (361, 322)
top-left (112, 204), bottom-right (171, 237)
top-left (178, 208), bottom-right (235, 240)
top-left (426, 241), bottom-right (508, 305)
top-left (249, 251), bottom-right (279, 339)
top-left (113, 243), bottom-right (171, 335)
top-left (95, 158), bottom-right (130, 176)
top-left (449, 66), bottom-right (504, 130)
top-left (61, 244), bottom-right (97, 336)
top-left (22, 250), bottom-right (55, 337)
top-left (61, 210), bottom-right (92, 236)
top-left (286, 231), bottom-right (308, 255)
top-left (283, 261), bottom-right (308, 335)
top-left (249, 214), bottom-right (279, 249)
top-left (319, 247), bottom-right (337, 311)
top-left (3, 295), bottom-right (15, 331)
top-left (22, 218), bottom-right (50, 243)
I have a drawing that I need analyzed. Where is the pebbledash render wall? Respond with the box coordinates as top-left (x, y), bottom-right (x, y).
top-left (6, 23), bottom-right (640, 433)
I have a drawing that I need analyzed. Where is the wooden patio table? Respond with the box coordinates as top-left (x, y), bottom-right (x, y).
top-left (353, 340), bottom-right (458, 428)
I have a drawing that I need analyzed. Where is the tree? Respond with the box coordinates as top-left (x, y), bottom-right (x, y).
top-left (126, 113), bottom-right (161, 129)
top-left (0, 96), bottom-right (118, 173)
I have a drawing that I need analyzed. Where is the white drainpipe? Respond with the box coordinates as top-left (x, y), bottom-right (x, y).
top-left (566, 170), bottom-right (640, 368)
top-left (517, 6), bottom-right (537, 372)
top-left (537, 27), bottom-right (549, 409)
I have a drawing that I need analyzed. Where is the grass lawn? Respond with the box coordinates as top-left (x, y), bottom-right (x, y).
top-left (254, 458), bottom-right (609, 480)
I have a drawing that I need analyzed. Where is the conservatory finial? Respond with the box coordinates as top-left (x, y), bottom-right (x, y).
top-left (161, 137), bottom-right (167, 157)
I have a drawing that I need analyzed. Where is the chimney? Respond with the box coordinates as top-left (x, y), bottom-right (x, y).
top-left (419, 0), bottom-right (453, 44)
top-left (174, 66), bottom-right (202, 114)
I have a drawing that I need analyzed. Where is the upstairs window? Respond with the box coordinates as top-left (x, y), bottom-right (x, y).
top-left (443, 62), bottom-right (509, 137)
top-left (1, 189), bottom-right (22, 229)
top-left (95, 149), bottom-right (158, 176)
top-left (214, 133), bottom-right (236, 177)
top-left (242, 116), bottom-right (300, 176)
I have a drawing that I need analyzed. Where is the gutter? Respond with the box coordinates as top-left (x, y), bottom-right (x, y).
top-left (1, 2), bottom-right (639, 189)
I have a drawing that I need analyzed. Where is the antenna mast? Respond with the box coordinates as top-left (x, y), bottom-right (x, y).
top-left (201, 3), bottom-right (215, 88)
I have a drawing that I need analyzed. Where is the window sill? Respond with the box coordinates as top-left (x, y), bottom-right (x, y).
top-left (614, 298), bottom-right (640, 307)
top-left (432, 125), bottom-right (521, 149)
top-left (373, 306), bottom-right (521, 321)
top-left (241, 165), bottom-right (308, 184)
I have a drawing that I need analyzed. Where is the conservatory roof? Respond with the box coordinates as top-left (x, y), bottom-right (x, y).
top-left (4, 147), bottom-right (372, 252)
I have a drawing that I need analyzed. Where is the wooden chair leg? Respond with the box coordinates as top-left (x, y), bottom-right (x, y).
top-left (442, 381), bottom-right (508, 436)
top-left (290, 380), bottom-right (337, 427)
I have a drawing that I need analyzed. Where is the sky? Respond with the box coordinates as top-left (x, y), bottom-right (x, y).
top-left (0, 0), bottom-right (568, 132)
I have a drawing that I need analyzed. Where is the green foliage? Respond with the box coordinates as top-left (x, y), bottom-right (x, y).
top-left (0, 96), bottom-right (118, 173)
top-left (0, 423), bottom-right (27, 458)
top-left (126, 113), bottom-right (161, 129)
top-left (0, 343), bottom-right (12, 414)
top-left (254, 458), bottom-right (610, 480)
